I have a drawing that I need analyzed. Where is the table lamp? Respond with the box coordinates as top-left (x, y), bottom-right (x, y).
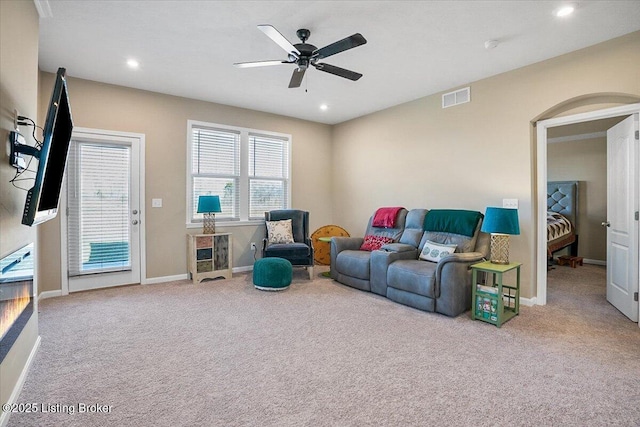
top-left (197, 195), bottom-right (222, 234)
top-left (481, 207), bottom-right (520, 264)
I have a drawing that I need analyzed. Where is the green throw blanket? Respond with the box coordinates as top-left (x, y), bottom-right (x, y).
top-left (423, 209), bottom-right (483, 237)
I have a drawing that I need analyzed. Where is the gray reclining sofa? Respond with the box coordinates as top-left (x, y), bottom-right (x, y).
top-left (331, 208), bottom-right (490, 317)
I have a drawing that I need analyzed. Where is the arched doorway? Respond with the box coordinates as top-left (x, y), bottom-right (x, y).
top-left (533, 94), bottom-right (640, 326)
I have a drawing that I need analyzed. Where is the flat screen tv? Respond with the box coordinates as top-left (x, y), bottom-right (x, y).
top-left (18, 67), bottom-right (73, 226)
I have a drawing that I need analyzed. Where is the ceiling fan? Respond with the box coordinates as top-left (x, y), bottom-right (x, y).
top-left (234, 25), bottom-right (367, 88)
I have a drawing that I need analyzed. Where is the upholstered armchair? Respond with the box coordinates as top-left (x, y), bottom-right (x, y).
top-left (262, 210), bottom-right (314, 279)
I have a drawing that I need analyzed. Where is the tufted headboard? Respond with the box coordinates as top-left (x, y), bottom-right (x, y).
top-left (547, 181), bottom-right (578, 231)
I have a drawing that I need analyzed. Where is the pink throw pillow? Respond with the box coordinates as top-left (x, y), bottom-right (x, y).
top-left (360, 235), bottom-right (393, 251)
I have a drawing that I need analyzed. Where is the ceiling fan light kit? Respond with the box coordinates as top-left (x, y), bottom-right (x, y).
top-left (234, 25), bottom-right (367, 88)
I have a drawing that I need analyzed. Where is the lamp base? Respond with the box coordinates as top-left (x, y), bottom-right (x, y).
top-left (490, 234), bottom-right (510, 264)
top-left (203, 213), bottom-right (216, 234)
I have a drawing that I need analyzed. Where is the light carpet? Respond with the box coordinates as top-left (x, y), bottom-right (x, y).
top-left (7, 264), bottom-right (640, 426)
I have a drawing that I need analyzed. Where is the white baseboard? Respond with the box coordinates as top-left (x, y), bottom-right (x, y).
top-left (38, 290), bottom-right (62, 301)
top-left (143, 267), bottom-right (253, 285)
top-left (0, 336), bottom-right (41, 427)
top-left (143, 274), bottom-right (189, 285)
top-left (584, 258), bottom-right (606, 266)
top-left (520, 296), bottom-right (537, 307)
top-left (233, 265), bottom-right (253, 273)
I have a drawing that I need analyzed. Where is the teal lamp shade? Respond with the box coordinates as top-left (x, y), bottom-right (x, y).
top-left (481, 207), bottom-right (520, 235)
top-left (481, 207), bottom-right (520, 264)
top-left (197, 195), bottom-right (221, 214)
top-left (197, 195), bottom-right (221, 234)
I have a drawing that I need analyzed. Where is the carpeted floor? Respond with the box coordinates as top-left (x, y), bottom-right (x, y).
top-left (7, 264), bottom-right (640, 426)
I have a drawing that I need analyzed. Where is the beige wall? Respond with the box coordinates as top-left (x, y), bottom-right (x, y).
top-left (332, 31), bottom-right (640, 299)
top-left (38, 75), bottom-right (333, 291)
top-left (35, 30), bottom-right (640, 300)
top-left (548, 138), bottom-right (607, 262)
top-left (0, 0), bottom-right (40, 412)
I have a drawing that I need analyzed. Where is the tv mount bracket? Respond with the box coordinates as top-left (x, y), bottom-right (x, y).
top-left (9, 131), bottom-right (41, 172)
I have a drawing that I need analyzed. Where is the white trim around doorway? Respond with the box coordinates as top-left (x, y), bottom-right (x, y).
top-left (535, 103), bottom-right (640, 312)
top-left (60, 127), bottom-right (146, 295)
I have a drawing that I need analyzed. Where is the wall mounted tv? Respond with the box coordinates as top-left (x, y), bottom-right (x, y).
top-left (9, 67), bottom-right (73, 226)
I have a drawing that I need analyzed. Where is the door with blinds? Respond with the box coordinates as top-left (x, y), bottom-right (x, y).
top-left (66, 131), bottom-right (141, 292)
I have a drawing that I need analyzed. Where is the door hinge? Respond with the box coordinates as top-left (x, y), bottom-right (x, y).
top-left (636, 211), bottom-right (639, 221)
top-left (635, 292), bottom-right (639, 302)
top-left (635, 130), bottom-right (639, 140)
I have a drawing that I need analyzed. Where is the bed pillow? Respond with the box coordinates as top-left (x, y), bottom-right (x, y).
top-left (419, 240), bottom-right (457, 262)
top-left (266, 219), bottom-right (295, 244)
top-left (360, 235), bottom-right (393, 251)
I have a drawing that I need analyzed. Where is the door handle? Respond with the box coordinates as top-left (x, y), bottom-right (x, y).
top-left (601, 221), bottom-right (610, 227)
top-left (132, 219), bottom-right (139, 225)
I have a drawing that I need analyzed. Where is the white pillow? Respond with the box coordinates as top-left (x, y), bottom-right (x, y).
top-left (266, 219), bottom-right (295, 244)
top-left (419, 240), bottom-right (457, 262)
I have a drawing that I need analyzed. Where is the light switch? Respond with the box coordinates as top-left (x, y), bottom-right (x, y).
top-left (503, 199), bottom-right (518, 209)
top-left (152, 198), bottom-right (163, 208)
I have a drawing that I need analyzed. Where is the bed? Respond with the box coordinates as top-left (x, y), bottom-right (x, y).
top-left (547, 181), bottom-right (579, 259)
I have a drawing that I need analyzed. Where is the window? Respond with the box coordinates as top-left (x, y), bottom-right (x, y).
top-left (67, 141), bottom-right (132, 276)
top-left (187, 120), bottom-right (291, 226)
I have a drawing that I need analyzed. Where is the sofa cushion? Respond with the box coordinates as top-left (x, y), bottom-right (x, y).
top-left (419, 240), bottom-right (457, 262)
top-left (360, 234), bottom-right (393, 251)
top-left (420, 221), bottom-right (481, 254)
top-left (399, 209), bottom-right (429, 248)
top-left (387, 260), bottom-right (436, 298)
top-left (336, 250), bottom-right (372, 280)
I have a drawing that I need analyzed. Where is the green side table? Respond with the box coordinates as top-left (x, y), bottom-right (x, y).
top-left (470, 261), bottom-right (521, 327)
top-left (318, 236), bottom-right (332, 277)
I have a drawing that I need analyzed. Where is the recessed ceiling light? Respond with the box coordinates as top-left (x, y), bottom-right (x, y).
top-left (555, 5), bottom-right (575, 17)
top-left (484, 39), bottom-right (499, 50)
top-left (320, 104), bottom-right (328, 111)
top-left (126, 59), bottom-right (140, 69)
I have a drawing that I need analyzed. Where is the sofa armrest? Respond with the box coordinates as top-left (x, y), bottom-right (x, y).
top-left (436, 252), bottom-right (486, 281)
top-left (370, 247), bottom-right (418, 296)
top-left (434, 252), bottom-right (486, 316)
top-left (380, 243), bottom-right (416, 253)
top-left (330, 237), bottom-right (364, 279)
top-left (331, 236), bottom-right (364, 254)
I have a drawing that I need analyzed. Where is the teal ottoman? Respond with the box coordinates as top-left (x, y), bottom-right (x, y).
top-left (253, 257), bottom-right (293, 291)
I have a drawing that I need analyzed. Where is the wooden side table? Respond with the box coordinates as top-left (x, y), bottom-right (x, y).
top-left (470, 261), bottom-right (521, 327)
top-left (187, 233), bottom-right (232, 284)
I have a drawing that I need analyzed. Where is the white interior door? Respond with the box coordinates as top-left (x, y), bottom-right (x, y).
top-left (606, 114), bottom-right (639, 322)
top-left (66, 131), bottom-right (141, 292)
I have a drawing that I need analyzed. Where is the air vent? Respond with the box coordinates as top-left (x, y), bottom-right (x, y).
top-left (442, 87), bottom-right (470, 108)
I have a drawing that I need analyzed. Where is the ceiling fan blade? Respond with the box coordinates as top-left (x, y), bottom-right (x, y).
top-left (258, 24), bottom-right (301, 56)
top-left (288, 68), bottom-right (306, 88)
top-left (313, 63), bottom-right (362, 81)
top-left (312, 33), bottom-right (367, 60)
top-left (234, 60), bottom-right (290, 68)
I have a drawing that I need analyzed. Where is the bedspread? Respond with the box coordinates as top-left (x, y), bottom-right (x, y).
top-left (547, 211), bottom-right (573, 241)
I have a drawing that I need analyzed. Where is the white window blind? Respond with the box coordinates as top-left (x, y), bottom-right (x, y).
top-left (67, 142), bottom-right (131, 276)
top-left (187, 121), bottom-right (291, 225)
top-left (190, 126), bottom-right (240, 221)
top-left (248, 134), bottom-right (289, 219)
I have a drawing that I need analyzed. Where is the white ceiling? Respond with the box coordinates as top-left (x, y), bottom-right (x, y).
top-left (37, 1), bottom-right (640, 125)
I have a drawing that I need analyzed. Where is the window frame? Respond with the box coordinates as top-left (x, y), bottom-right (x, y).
top-left (186, 120), bottom-right (292, 228)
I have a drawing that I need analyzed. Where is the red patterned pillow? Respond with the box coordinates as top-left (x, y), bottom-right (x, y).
top-left (359, 235), bottom-right (393, 251)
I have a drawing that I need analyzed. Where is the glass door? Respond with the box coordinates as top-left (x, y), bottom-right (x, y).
top-left (66, 133), bottom-right (141, 292)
